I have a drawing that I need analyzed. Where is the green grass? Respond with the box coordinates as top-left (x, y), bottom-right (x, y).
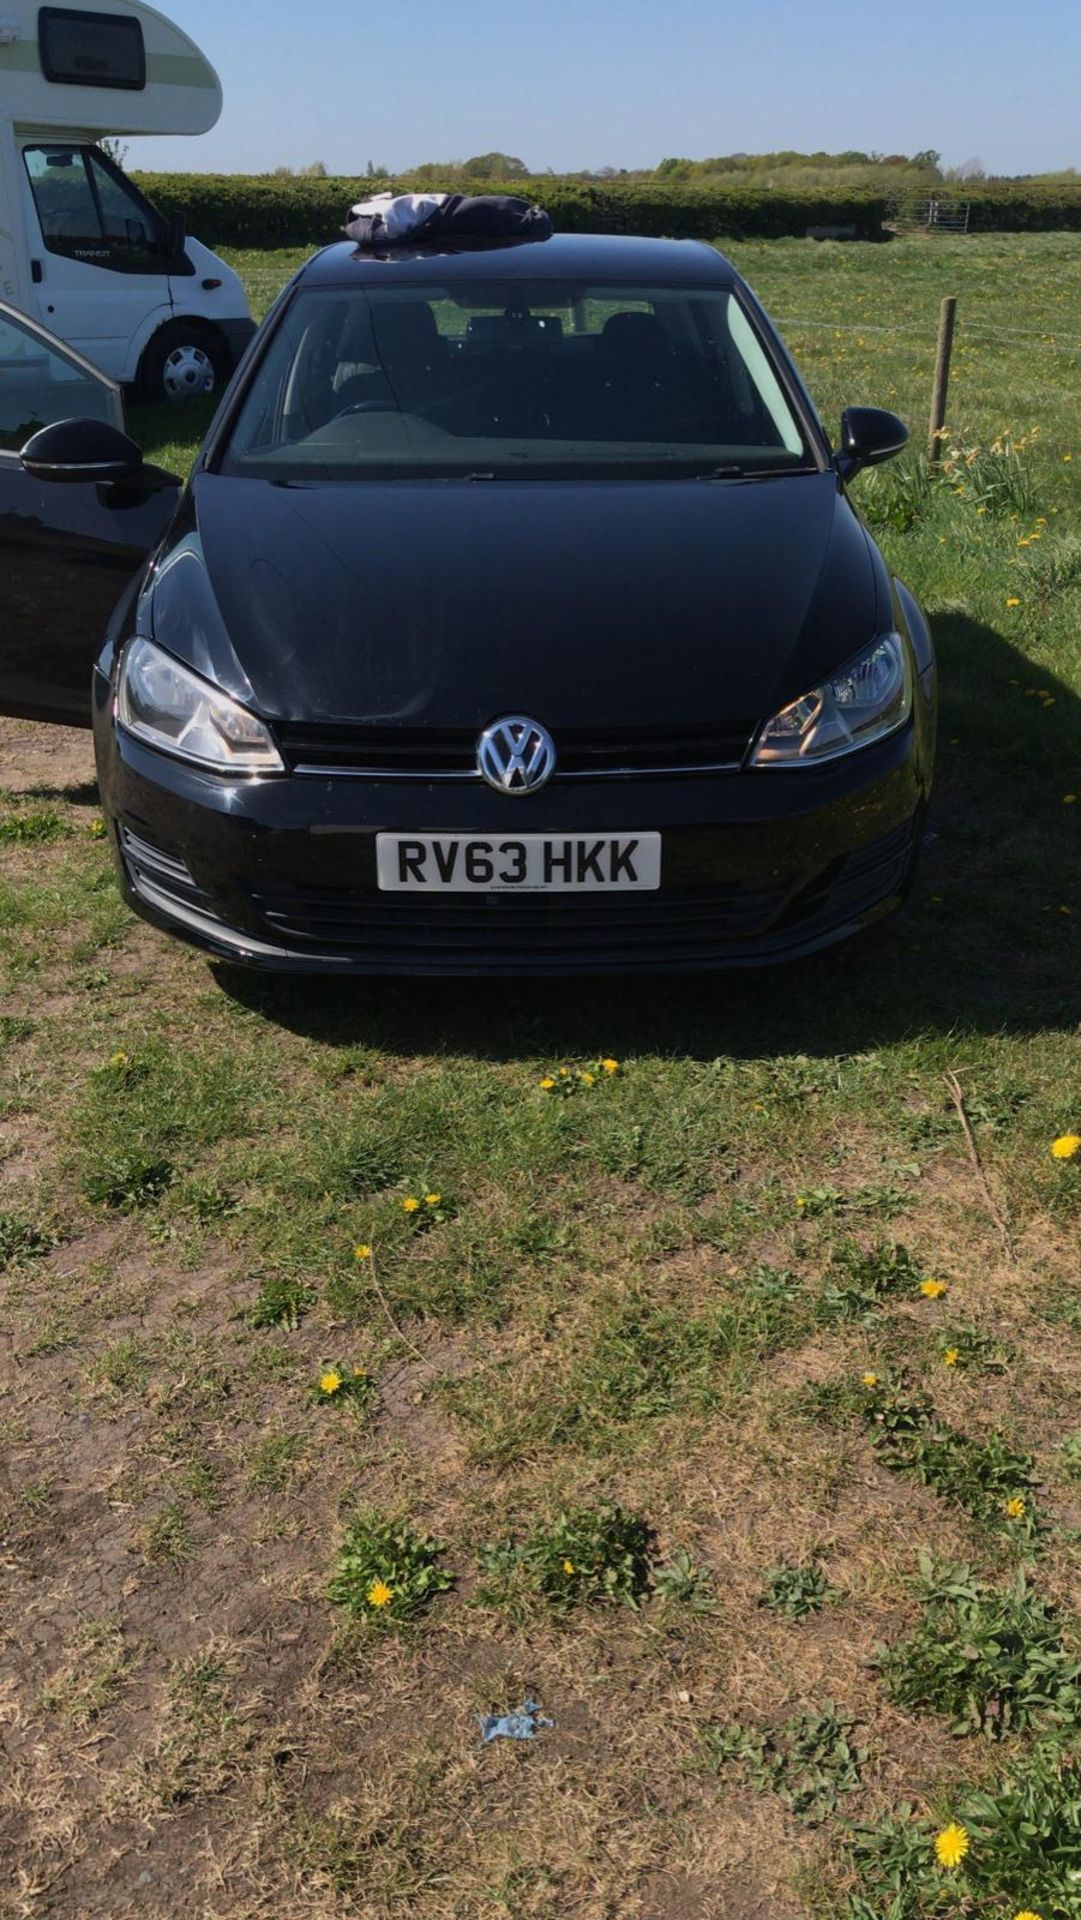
top-left (1, 231), bottom-right (1079, 1918)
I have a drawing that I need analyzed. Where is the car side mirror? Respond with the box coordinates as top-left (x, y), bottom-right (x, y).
top-left (837, 406), bottom-right (909, 480)
top-left (21, 417), bottom-right (145, 485)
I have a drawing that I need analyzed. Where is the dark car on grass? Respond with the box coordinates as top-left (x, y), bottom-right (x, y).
top-left (0, 232), bottom-right (934, 974)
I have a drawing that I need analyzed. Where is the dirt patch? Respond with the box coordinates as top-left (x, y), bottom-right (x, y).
top-left (0, 719), bottom-right (97, 801)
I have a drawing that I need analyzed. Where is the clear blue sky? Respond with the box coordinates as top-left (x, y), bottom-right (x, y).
top-left (132, 0), bottom-right (1079, 177)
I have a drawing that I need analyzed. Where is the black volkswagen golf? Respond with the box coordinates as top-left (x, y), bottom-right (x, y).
top-left (2, 231), bottom-right (934, 974)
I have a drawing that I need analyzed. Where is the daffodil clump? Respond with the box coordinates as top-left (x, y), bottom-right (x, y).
top-left (538, 1058), bottom-right (621, 1096)
top-left (328, 1511), bottom-right (452, 1628)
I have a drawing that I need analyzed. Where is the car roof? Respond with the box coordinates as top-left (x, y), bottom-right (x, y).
top-left (297, 231), bottom-right (738, 289)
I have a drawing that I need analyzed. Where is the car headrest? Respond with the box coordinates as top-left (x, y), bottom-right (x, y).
top-left (597, 311), bottom-right (672, 374)
top-left (371, 300), bottom-right (442, 367)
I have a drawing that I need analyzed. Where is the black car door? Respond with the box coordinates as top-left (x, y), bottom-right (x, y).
top-left (0, 302), bottom-right (180, 727)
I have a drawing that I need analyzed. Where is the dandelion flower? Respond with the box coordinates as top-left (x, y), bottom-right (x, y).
top-left (934, 1823), bottom-right (970, 1871)
top-left (1005, 1496), bottom-right (1027, 1520)
top-left (538, 1077), bottom-right (556, 1091)
top-left (109, 1050), bottom-right (129, 1069)
top-left (1064, 794), bottom-right (1077, 805)
top-left (402, 1196), bottom-right (421, 1213)
top-left (559, 1066), bottom-right (570, 1077)
top-left (862, 1372), bottom-right (879, 1388)
top-left (1006, 596), bottom-right (1020, 608)
top-left (425, 1193), bottom-right (441, 1208)
top-left (320, 1369), bottom-right (343, 1397)
top-left (352, 1365), bottom-right (367, 1379)
top-left (367, 1579), bottom-right (394, 1609)
top-left (354, 1243), bottom-right (373, 1261)
top-left (919, 1279), bottom-right (948, 1299)
top-left (944, 1348), bottom-right (960, 1368)
top-left (795, 1196), bottom-right (808, 1211)
top-left (1052, 1134), bottom-right (1080, 1160)
top-left (601, 1058), bottom-right (619, 1074)
top-left (580, 1071), bottom-right (595, 1085)
top-left (562, 1559), bottom-right (576, 1575)
top-left (90, 819), bottom-right (106, 837)
top-left (1012, 1910), bottom-right (1045, 1920)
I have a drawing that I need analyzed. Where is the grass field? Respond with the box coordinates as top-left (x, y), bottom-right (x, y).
top-left (1, 233), bottom-right (1079, 1920)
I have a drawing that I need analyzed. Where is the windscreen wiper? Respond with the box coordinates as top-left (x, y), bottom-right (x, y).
top-left (701, 463), bottom-right (814, 481)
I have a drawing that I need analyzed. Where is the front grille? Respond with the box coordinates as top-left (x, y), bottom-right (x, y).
top-left (245, 818), bottom-right (919, 972)
top-left (273, 721), bottom-right (753, 780)
top-left (250, 876), bottom-right (794, 968)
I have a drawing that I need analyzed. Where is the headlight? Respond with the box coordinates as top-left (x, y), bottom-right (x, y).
top-left (117, 637), bottom-right (284, 774)
top-left (750, 632), bottom-right (912, 768)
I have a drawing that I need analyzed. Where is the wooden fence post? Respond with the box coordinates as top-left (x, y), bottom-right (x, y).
top-left (928, 295), bottom-right (957, 462)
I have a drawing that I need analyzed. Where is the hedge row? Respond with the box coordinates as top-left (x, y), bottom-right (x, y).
top-left (131, 172), bottom-right (890, 249)
top-left (131, 172), bottom-right (1081, 250)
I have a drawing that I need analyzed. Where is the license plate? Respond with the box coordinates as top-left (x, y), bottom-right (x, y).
top-left (376, 832), bottom-right (662, 893)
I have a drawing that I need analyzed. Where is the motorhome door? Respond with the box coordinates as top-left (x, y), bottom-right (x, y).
top-left (21, 141), bottom-right (174, 380)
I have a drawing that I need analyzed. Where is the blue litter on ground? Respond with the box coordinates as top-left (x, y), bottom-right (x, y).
top-left (479, 1699), bottom-right (554, 1744)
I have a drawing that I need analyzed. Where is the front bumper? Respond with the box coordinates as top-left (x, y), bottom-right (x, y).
top-left (94, 677), bottom-right (933, 976)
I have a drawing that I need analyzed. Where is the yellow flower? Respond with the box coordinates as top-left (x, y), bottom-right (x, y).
top-left (862, 1372), bottom-right (879, 1388)
top-left (89, 818), bottom-right (106, 838)
top-left (562, 1559), bottom-right (576, 1575)
top-left (1064, 794), bottom-right (1078, 805)
top-left (367, 1579), bottom-right (394, 1609)
top-left (354, 1243), bottom-right (373, 1261)
top-left (919, 1279), bottom-right (948, 1299)
top-left (601, 1058), bottom-right (620, 1073)
top-left (934, 1823), bottom-right (970, 1871)
top-left (1006, 596), bottom-right (1020, 608)
top-left (352, 1365), bottom-right (367, 1379)
top-left (538, 1077), bottom-right (556, 1090)
top-left (559, 1067), bottom-right (570, 1077)
top-left (795, 1196), bottom-right (807, 1210)
top-left (1052, 1134), bottom-right (1080, 1160)
top-left (109, 1050), bottom-right (129, 1069)
top-left (425, 1193), bottom-right (441, 1208)
top-left (944, 1348), bottom-right (960, 1368)
top-left (580, 1071), bottom-right (596, 1085)
top-left (1005, 1496), bottom-right (1027, 1519)
top-left (320, 1369), bottom-right (343, 1396)
top-left (402, 1196), bottom-right (421, 1213)
top-left (1013, 1910), bottom-right (1045, 1920)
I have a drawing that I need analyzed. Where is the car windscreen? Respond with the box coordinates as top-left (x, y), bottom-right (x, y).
top-left (218, 280), bottom-right (816, 481)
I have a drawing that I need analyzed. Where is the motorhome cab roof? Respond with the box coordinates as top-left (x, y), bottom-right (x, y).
top-left (0, 0), bottom-right (222, 134)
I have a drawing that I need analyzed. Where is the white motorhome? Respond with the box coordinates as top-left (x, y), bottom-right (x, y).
top-left (0, 0), bottom-right (254, 399)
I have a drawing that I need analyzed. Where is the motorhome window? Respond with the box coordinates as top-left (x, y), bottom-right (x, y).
top-left (39, 7), bottom-right (146, 90)
top-left (24, 147), bottom-right (165, 270)
top-left (0, 310), bottom-right (116, 454)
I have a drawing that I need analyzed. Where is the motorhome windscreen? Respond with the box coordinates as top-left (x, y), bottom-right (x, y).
top-left (38, 7), bottom-right (146, 90)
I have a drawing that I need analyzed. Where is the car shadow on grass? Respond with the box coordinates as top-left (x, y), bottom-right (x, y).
top-left (212, 608), bottom-right (1073, 1060)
